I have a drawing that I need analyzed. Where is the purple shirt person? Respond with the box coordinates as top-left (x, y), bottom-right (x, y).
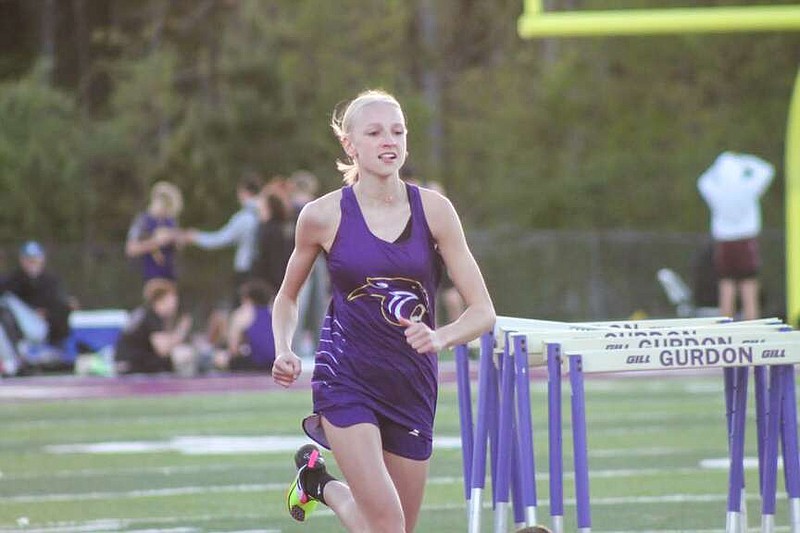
top-left (125, 182), bottom-right (183, 283)
top-left (271, 89), bottom-right (495, 532)
top-left (219, 279), bottom-right (276, 373)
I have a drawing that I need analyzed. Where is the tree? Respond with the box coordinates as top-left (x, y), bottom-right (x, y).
top-left (0, 64), bottom-right (87, 242)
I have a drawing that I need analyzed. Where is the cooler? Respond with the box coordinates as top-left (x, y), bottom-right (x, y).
top-left (64, 309), bottom-right (129, 362)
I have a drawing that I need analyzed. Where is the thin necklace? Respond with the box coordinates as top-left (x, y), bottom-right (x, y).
top-left (356, 183), bottom-right (405, 205)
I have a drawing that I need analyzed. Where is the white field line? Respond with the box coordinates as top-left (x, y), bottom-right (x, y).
top-left (0, 513), bottom-right (279, 533)
top-left (0, 445), bottom-right (735, 481)
top-left (39, 436), bottom-right (462, 456)
top-left (0, 466), bottom-right (732, 504)
top-left (1, 412), bottom-right (256, 432)
top-left (1, 496), bottom-right (792, 533)
top-left (1, 379), bottom-right (723, 431)
top-left (589, 446), bottom-right (712, 458)
top-left (32, 435), bottom-right (721, 459)
top-left (5, 407), bottom-right (719, 432)
top-left (429, 491), bottom-right (789, 506)
top-left (0, 463), bottom-right (266, 481)
top-left (2, 483), bottom-right (283, 503)
top-left (9, 413), bottom-right (728, 450)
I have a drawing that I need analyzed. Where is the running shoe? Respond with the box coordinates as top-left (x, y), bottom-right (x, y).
top-left (286, 444), bottom-right (324, 522)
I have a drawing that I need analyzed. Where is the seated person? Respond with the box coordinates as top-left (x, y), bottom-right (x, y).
top-left (115, 279), bottom-right (195, 375)
top-left (215, 280), bottom-right (275, 373)
top-left (2, 241), bottom-right (76, 346)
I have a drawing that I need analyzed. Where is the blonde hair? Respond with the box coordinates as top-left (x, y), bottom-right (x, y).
top-left (149, 181), bottom-right (184, 218)
top-left (331, 89), bottom-right (404, 185)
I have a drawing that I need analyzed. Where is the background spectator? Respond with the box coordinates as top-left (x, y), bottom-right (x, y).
top-left (185, 173), bottom-right (262, 306)
top-left (287, 170), bottom-right (319, 218)
top-left (115, 278), bottom-right (195, 375)
top-left (125, 181), bottom-right (184, 284)
top-left (697, 151), bottom-right (775, 320)
top-left (287, 170), bottom-right (329, 358)
top-left (251, 192), bottom-right (294, 293)
top-left (215, 279), bottom-right (275, 373)
top-left (263, 174), bottom-right (294, 218)
top-left (2, 241), bottom-right (75, 346)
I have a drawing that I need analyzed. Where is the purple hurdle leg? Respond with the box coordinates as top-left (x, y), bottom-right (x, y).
top-left (725, 366), bottom-right (748, 533)
top-left (569, 354), bottom-right (591, 532)
top-left (723, 366), bottom-right (744, 532)
top-left (513, 334), bottom-right (538, 526)
top-left (494, 337), bottom-right (516, 533)
top-left (511, 416), bottom-right (526, 530)
top-left (761, 364), bottom-right (784, 533)
top-left (724, 367), bottom-right (735, 437)
top-left (779, 365), bottom-right (800, 531)
top-left (468, 332), bottom-right (495, 533)
top-left (455, 344), bottom-right (474, 512)
top-left (546, 342), bottom-right (564, 533)
top-left (488, 350), bottom-right (500, 510)
top-left (755, 366), bottom-right (768, 497)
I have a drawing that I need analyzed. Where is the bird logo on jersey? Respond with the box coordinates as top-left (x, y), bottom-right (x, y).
top-left (347, 277), bottom-right (431, 327)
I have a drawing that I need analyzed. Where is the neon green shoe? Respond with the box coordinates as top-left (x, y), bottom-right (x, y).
top-left (286, 444), bottom-right (323, 522)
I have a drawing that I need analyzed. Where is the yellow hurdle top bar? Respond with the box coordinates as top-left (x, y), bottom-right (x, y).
top-left (519, 2), bottom-right (800, 37)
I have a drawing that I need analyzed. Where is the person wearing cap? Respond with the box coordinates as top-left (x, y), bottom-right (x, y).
top-left (125, 181), bottom-right (184, 283)
top-left (1, 241), bottom-right (75, 345)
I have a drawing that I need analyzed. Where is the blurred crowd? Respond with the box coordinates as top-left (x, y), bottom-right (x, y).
top-left (1, 149), bottom-right (775, 378)
top-left (0, 167), bottom-right (464, 379)
top-left (0, 170), bottom-right (326, 378)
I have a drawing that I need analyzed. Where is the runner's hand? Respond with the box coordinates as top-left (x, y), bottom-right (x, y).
top-left (272, 352), bottom-right (302, 387)
top-left (399, 317), bottom-right (443, 354)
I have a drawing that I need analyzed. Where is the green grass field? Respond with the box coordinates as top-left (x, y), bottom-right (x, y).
top-left (0, 373), bottom-right (794, 532)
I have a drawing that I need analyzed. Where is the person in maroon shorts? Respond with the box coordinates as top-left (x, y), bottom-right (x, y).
top-left (698, 151), bottom-right (775, 320)
top-left (271, 89), bottom-right (495, 532)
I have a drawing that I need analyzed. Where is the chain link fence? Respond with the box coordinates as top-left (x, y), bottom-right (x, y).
top-left (470, 227), bottom-right (785, 322)
top-left (0, 228), bottom-right (786, 324)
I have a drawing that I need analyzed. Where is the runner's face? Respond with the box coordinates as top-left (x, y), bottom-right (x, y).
top-left (346, 102), bottom-right (407, 178)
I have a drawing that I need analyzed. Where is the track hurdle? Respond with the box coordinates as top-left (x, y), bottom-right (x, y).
top-left (542, 325), bottom-right (800, 533)
top-left (457, 316), bottom-right (799, 533)
top-left (516, 318), bottom-right (784, 533)
top-left (461, 316), bottom-right (739, 532)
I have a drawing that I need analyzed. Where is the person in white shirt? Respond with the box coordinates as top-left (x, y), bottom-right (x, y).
top-left (697, 151), bottom-right (775, 320)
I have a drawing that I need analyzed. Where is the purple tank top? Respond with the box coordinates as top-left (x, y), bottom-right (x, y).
top-left (245, 305), bottom-right (275, 369)
top-left (139, 214), bottom-right (177, 281)
top-left (311, 183), bottom-right (441, 438)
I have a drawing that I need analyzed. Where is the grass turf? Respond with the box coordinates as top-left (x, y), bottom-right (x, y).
top-left (0, 373), bottom-right (791, 532)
